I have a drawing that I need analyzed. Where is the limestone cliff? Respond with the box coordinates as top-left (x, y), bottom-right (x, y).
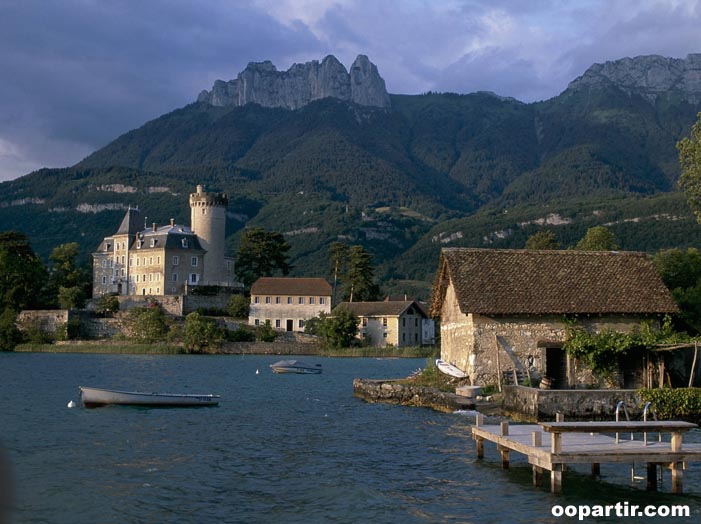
top-left (567, 53), bottom-right (701, 103)
top-left (198, 54), bottom-right (390, 109)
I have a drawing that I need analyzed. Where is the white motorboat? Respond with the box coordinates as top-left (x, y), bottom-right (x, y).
top-left (269, 359), bottom-right (322, 374)
top-left (435, 359), bottom-right (468, 378)
top-left (79, 386), bottom-right (220, 407)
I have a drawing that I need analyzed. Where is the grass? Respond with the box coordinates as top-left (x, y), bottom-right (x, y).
top-left (398, 357), bottom-right (469, 392)
top-left (14, 342), bottom-right (188, 354)
top-left (318, 345), bottom-right (438, 358)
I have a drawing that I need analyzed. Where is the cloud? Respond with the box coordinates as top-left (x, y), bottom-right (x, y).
top-left (1, 0), bottom-right (700, 181)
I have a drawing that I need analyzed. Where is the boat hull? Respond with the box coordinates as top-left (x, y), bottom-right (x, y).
top-left (79, 386), bottom-right (220, 407)
top-left (269, 360), bottom-right (322, 374)
top-left (435, 359), bottom-right (468, 378)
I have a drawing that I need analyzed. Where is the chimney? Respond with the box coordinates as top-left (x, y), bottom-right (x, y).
top-left (152, 222), bottom-right (157, 232)
top-left (170, 218), bottom-right (175, 227)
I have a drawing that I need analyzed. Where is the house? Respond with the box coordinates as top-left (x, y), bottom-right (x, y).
top-left (92, 185), bottom-right (235, 297)
top-left (336, 299), bottom-right (434, 347)
top-left (429, 248), bottom-right (679, 388)
top-left (248, 277), bottom-right (332, 332)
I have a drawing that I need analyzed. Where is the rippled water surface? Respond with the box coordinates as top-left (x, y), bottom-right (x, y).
top-left (1, 353), bottom-right (700, 523)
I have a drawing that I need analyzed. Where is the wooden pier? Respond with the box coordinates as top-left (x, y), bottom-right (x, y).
top-left (472, 415), bottom-right (701, 494)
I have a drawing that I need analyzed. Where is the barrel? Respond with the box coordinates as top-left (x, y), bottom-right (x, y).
top-left (539, 376), bottom-right (552, 390)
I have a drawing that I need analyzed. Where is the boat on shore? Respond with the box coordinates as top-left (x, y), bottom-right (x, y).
top-left (436, 359), bottom-right (468, 378)
top-left (79, 386), bottom-right (220, 408)
top-left (269, 359), bottom-right (322, 374)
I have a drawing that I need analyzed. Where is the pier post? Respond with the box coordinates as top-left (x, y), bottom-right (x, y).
top-left (532, 431), bottom-right (542, 447)
top-left (671, 462), bottom-right (684, 494)
top-left (551, 433), bottom-right (562, 454)
top-left (646, 463), bottom-right (658, 491)
top-left (532, 466), bottom-right (543, 486)
top-left (475, 414), bottom-right (484, 427)
top-left (499, 446), bottom-right (510, 469)
top-left (551, 464), bottom-right (563, 493)
top-left (591, 463), bottom-right (600, 477)
top-left (500, 421), bottom-right (509, 436)
top-left (556, 413), bottom-right (565, 422)
top-left (476, 437), bottom-right (484, 459)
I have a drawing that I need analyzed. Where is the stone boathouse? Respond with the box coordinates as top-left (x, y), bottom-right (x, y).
top-left (429, 248), bottom-right (678, 388)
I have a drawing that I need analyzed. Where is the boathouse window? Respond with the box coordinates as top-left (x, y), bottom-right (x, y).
top-left (319, 297), bottom-right (325, 305)
top-left (383, 333), bottom-right (388, 339)
top-left (287, 297), bottom-right (292, 304)
top-left (173, 256), bottom-right (179, 265)
top-left (362, 318), bottom-right (368, 327)
top-left (309, 297), bottom-right (315, 305)
top-left (298, 297), bottom-right (305, 304)
top-left (254, 319), bottom-right (260, 326)
top-left (254, 297), bottom-right (260, 304)
top-left (382, 318), bottom-right (388, 327)
top-left (275, 297), bottom-right (281, 304)
top-left (265, 296), bottom-right (271, 304)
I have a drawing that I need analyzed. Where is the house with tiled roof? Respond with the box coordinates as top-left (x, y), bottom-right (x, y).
top-left (429, 248), bottom-right (678, 388)
top-left (248, 277), bottom-right (332, 332)
top-left (336, 299), bottom-right (434, 347)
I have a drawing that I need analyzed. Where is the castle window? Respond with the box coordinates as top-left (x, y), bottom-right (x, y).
top-left (142, 257), bottom-right (146, 266)
top-left (191, 257), bottom-right (198, 267)
top-left (136, 275), bottom-right (140, 283)
top-left (171, 287), bottom-right (176, 293)
top-left (101, 276), bottom-right (106, 284)
top-left (136, 258), bottom-right (140, 266)
top-left (129, 258), bottom-right (133, 267)
top-left (104, 243), bottom-right (110, 251)
top-left (149, 257), bottom-right (153, 265)
top-left (121, 255), bottom-right (125, 264)
top-left (149, 273), bottom-right (153, 282)
top-left (173, 256), bottom-right (179, 266)
top-left (181, 238), bottom-right (189, 248)
top-left (102, 260), bottom-right (107, 268)
top-left (156, 288), bottom-right (160, 294)
top-left (121, 269), bottom-right (125, 277)
top-left (190, 273), bottom-right (198, 284)
top-left (150, 239), bottom-right (156, 248)
top-left (137, 240), bottom-right (142, 249)
top-left (156, 274), bottom-right (160, 282)
top-left (157, 256), bottom-right (161, 265)
top-left (202, 209), bottom-right (206, 215)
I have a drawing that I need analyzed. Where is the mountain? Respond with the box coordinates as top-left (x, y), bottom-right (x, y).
top-left (197, 54), bottom-right (391, 110)
top-left (2, 53), bottom-right (701, 298)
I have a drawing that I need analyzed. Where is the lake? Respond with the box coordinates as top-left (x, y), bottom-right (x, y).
top-left (1, 353), bottom-right (700, 523)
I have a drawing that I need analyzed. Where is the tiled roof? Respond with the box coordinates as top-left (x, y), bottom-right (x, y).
top-left (430, 248), bottom-right (679, 316)
top-left (250, 277), bottom-right (332, 296)
top-left (335, 301), bottom-right (427, 318)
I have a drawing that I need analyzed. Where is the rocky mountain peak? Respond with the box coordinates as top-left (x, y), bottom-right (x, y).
top-left (197, 54), bottom-right (390, 110)
top-left (567, 53), bottom-right (701, 103)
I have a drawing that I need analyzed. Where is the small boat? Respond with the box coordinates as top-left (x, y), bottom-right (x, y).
top-left (436, 359), bottom-right (468, 378)
top-left (79, 386), bottom-right (220, 408)
top-left (269, 359), bottom-right (322, 374)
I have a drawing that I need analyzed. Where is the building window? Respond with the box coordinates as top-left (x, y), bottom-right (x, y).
top-left (171, 287), bottom-right (176, 293)
top-left (156, 287), bottom-right (160, 294)
top-left (181, 238), bottom-right (189, 248)
top-left (362, 318), bottom-right (368, 327)
top-left (265, 297), bottom-right (271, 304)
top-left (173, 256), bottom-right (179, 265)
top-left (415, 318), bottom-right (418, 327)
top-left (382, 318), bottom-right (388, 327)
top-left (415, 333), bottom-right (419, 342)
top-left (101, 276), bottom-right (106, 284)
top-left (254, 296), bottom-right (260, 304)
top-left (275, 297), bottom-right (281, 304)
top-left (191, 257), bottom-right (198, 267)
top-left (121, 255), bottom-right (125, 264)
top-left (102, 260), bottom-right (107, 268)
top-left (403, 318), bottom-right (406, 327)
top-left (136, 275), bottom-right (140, 283)
top-left (226, 261), bottom-right (232, 270)
top-left (157, 256), bottom-right (161, 265)
top-left (190, 273), bottom-right (198, 284)
top-left (254, 319), bottom-right (260, 326)
top-left (298, 297), bottom-right (304, 305)
top-left (137, 241), bottom-right (142, 249)
top-left (150, 239), bottom-right (156, 248)
top-left (104, 243), bottom-right (110, 251)
top-left (383, 333), bottom-right (388, 339)
top-left (320, 297), bottom-right (325, 305)
top-left (403, 333), bottom-right (406, 342)
top-left (287, 297), bottom-right (292, 304)
top-left (156, 274), bottom-right (160, 282)
top-left (275, 319), bottom-right (281, 328)
top-left (121, 269), bottom-right (125, 277)
top-left (309, 297), bottom-right (315, 305)
top-left (172, 273), bottom-right (178, 282)
top-left (149, 257), bottom-right (153, 265)
top-left (149, 273), bottom-right (153, 282)
top-left (298, 319), bottom-right (305, 328)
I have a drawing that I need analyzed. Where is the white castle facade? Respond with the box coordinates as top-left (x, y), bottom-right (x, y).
top-left (92, 185), bottom-right (235, 298)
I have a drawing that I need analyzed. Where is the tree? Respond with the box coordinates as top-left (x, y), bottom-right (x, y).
top-left (328, 242), bottom-right (349, 305)
top-left (46, 242), bottom-right (90, 309)
top-left (306, 308), bottom-right (358, 348)
top-left (525, 231), bottom-right (559, 250)
top-left (678, 112), bottom-right (701, 222)
top-left (526, 231), bottom-right (560, 249)
top-left (97, 294), bottom-right (120, 315)
top-left (342, 245), bottom-right (380, 302)
top-left (0, 231), bottom-right (48, 311)
top-left (575, 226), bottom-right (618, 251)
top-left (654, 248), bottom-right (701, 331)
top-left (184, 312), bottom-right (225, 352)
top-left (235, 228), bottom-right (291, 289)
top-left (0, 308), bottom-right (22, 351)
top-left (227, 294), bottom-right (250, 319)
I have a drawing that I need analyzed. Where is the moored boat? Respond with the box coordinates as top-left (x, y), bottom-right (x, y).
top-left (79, 386), bottom-right (220, 407)
top-left (435, 359), bottom-right (468, 378)
top-left (269, 359), bottom-right (322, 374)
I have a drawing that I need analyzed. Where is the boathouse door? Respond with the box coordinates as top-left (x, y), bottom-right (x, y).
top-left (545, 347), bottom-right (568, 389)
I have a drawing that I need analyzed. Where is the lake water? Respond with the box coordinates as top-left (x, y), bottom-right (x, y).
top-left (1, 353), bottom-right (700, 523)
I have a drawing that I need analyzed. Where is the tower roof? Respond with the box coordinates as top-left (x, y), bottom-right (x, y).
top-left (116, 207), bottom-right (142, 236)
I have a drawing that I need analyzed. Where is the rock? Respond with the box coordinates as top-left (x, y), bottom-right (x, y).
top-left (197, 54), bottom-right (391, 110)
top-left (567, 53), bottom-right (701, 104)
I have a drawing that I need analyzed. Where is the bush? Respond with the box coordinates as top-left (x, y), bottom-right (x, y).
top-left (184, 312), bottom-right (226, 352)
top-left (256, 320), bottom-right (277, 342)
top-left (228, 326), bottom-right (256, 342)
top-left (227, 294), bottom-right (250, 319)
top-left (125, 306), bottom-right (169, 343)
top-left (97, 294), bottom-right (120, 314)
top-left (0, 308), bottom-right (21, 351)
top-left (637, 388), bottom-right (701, 423)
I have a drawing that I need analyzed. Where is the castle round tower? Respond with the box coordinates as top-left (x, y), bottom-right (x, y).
top-left (190, 185), bottom-right (228, 285)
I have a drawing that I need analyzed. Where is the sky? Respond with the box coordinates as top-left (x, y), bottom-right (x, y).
top-left (1, 0), bottom-right (700, 182)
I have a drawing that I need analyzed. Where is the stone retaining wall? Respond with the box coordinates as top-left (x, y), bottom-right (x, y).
top-left (503, 385), bottom-right (642, 421)
top-left (353, 379), bottom-right (475, 413)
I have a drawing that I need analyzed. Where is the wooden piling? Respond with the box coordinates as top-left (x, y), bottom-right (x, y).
top-left (646, 463), bottom-right (657, 491)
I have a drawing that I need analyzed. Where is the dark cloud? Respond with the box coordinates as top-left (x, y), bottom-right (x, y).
top-left (1, 0), bottom-right (700, 181)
